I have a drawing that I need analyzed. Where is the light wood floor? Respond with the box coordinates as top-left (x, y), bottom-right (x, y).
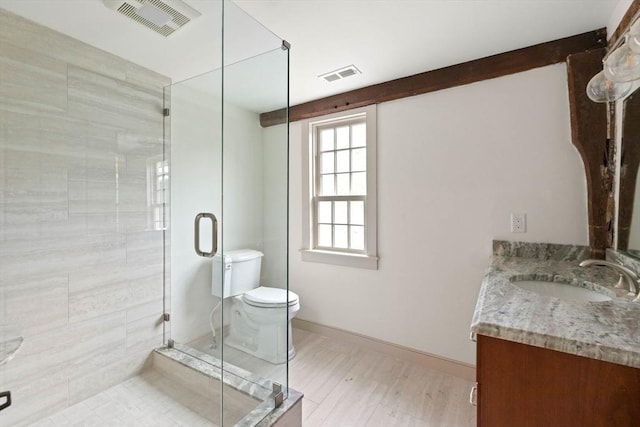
top-left (31, 327), bottom-right (475, 426)
top-left (290, 328), bottom-right (476, 427)
top-left (188, 327), bottom-right (477, 426)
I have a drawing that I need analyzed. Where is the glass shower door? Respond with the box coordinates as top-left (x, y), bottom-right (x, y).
top-left (221, 1), bottom-right (291, 423)
top-left (164, 67), bottom-right (227, 423)
top-left (164, 1), bottom-right (290, 425)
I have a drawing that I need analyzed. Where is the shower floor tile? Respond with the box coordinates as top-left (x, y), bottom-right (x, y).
top-left (28, 372), bottom-right (217, 427)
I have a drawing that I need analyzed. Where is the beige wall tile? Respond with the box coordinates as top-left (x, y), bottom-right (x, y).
top-left (0, 9), bottom-right (127, 80)
top-left (0, 376), bottom-right (68, 427)
top-left (68, 350), bottom-right (153, 406)
top-left (67, 66), bottom-right (163, 135)
top-left (0, 274), bottom-right (68, 335)
top-left (126, 312), bottom-right (164, 354)
top-left (0, 8), bottom-right (168, 425)
top-left (0, 40), bottom-right (67, 113)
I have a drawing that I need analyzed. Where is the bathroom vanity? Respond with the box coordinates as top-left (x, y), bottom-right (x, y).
top-left (471, 241), bottom-right (640, 426)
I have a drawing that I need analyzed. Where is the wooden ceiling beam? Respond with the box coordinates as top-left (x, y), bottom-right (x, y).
top-left (608, 0), bottom-right (640, 49)
top-left (260, 28), bottom-right (607, 127)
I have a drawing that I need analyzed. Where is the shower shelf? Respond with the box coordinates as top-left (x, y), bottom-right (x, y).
top-left (0, 326), bottom-right (23, 366)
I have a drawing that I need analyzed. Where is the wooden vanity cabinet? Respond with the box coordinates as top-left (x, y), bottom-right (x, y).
top-left (476, 334), bottom-right (640, 426)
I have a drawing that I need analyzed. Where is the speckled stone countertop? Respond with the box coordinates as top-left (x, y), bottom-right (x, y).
top-left (471, 241), bottom-right (640, 369)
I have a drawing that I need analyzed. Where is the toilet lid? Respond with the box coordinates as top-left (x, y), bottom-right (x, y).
top-left (243, 287), bottom-right (299, 307)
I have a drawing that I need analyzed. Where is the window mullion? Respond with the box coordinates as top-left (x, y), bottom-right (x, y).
top-left (317, 195), bottom-right (365, 202)
top-left (347, 199), bottom-right (351, 250)
top-left (333, 150), bottom-right (338, 198)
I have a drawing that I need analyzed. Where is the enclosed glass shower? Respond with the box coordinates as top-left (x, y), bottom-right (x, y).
top-left (0, 0), bottom-right (289, 425)
top-left (163, 0), bottom-right (290, 425)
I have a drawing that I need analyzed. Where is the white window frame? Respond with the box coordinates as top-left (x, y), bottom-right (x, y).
top-left (300, 104), bottom-right (378, 269)
top-left (147, 156), bottom-right (168, 231)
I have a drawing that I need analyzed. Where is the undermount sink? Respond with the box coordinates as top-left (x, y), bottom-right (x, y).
top-left (511, 279), bottom-right (613, 302)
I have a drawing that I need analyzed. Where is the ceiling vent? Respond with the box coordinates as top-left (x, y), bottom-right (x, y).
top-left (103, 0), bottom-right (202, 37)
top-left (319, 65), bottom-right (362, 83)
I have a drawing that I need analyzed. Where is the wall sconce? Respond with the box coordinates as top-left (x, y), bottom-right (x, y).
top-left (587, 70), bottom-right (632, 102)
top-left (628, 20), bottom-right (640, 54)
top-left (587, 14), bottom-right (640, 103)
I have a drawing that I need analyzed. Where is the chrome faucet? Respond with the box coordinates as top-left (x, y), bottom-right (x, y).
top-left (579, 259), bottom-right (640, 301)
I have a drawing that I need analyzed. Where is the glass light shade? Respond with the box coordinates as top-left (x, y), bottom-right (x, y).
top-left (586, 70), bottom-right (632, 103)
top-left (603, 42), bottom-right (640, 82)
top-left (629, 21), bottom-right (640, 54)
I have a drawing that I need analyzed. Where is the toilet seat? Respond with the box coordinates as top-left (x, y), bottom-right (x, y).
top-left (243, 286), bottom-right (299, 308)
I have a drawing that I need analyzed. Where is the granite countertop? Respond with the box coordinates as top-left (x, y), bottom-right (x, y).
top-left (471, 241), bottom-right (640, 369)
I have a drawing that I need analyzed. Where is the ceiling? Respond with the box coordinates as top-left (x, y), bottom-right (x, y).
top-left (0, 0), bottom-right (621, 112)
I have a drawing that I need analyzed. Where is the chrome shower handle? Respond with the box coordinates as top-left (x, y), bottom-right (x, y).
top-left (194, 213), bottom-right (218, 258)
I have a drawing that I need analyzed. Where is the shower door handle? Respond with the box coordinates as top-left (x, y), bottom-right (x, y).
top-left (194, 213), bottom-right (218, 257)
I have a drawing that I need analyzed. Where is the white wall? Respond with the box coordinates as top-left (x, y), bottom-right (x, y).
top-left (170, 80), bottom-right (265, 343)
top-left (261, 125), bottom-right (289, 287)
top-left (288, 64), bottom-right (588, 365)
top-left (170, 82), bottom-right (222, 344)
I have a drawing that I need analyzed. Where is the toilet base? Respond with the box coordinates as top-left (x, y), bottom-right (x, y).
top-left (225, 295), bottom-right (299, 365)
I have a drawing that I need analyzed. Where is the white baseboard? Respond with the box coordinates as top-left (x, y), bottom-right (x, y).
top-left (292, 318), bottom-right (476, 382)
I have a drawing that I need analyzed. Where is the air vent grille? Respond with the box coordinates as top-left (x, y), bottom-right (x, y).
top-left (106, 0), bottom-right (202, 37)
top-left (118, 3), bottom-right (175, 36)
top-left (145, 0), bottom-right (190, 26)
top-left (319, 65), bottom-right (362, 83)
top-left (339, 68), bottom-right (357, 78)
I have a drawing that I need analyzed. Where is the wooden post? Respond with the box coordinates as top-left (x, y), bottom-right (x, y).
top-left (566, 49), bottom-right (611, 259)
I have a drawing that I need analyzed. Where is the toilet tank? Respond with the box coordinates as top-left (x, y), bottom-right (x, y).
top-left (212, 249), bottom-right (263, 298)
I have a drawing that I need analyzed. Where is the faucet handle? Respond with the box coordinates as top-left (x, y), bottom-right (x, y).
top-left (615, 273), bottom-right (627, 289)
top-left (579, 259), bottom-right (639, 296)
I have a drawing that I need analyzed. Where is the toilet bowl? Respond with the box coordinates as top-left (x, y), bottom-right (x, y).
top-left (211, 249), bottom-right (300, 364)
top-left (227, 286), bottom-right (300, 364)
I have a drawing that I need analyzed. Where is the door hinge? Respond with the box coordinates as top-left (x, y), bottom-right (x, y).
top-left (163, 313), bottom-right (170, 322)
top-left (272, 382), bottom-right (284, 408)
top-left (163, 108), bottom-right (170, 117)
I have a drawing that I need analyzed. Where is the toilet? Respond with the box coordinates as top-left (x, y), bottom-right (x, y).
top-left (212, 249), bottom-right (300, 364)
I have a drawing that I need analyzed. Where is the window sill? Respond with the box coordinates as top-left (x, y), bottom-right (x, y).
top-left (300, 249), bottom-right (378, 270)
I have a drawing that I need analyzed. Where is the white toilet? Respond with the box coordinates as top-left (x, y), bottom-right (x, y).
top-left (212, 249), bottom-right (300, 364)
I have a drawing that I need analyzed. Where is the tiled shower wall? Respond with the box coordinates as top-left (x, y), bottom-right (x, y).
top-left (0, 9), bottom-right (170, 426)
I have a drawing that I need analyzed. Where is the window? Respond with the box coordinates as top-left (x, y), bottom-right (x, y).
top-left (301, 105), bottom-right (378, 269)
top-left (147, 157), bottom-right (168, 231)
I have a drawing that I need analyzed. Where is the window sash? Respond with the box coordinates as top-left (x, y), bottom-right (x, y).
top-left (313, 118), bottom-right (367, 198)
top-left (312, 195), bottom-right (366, 253)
